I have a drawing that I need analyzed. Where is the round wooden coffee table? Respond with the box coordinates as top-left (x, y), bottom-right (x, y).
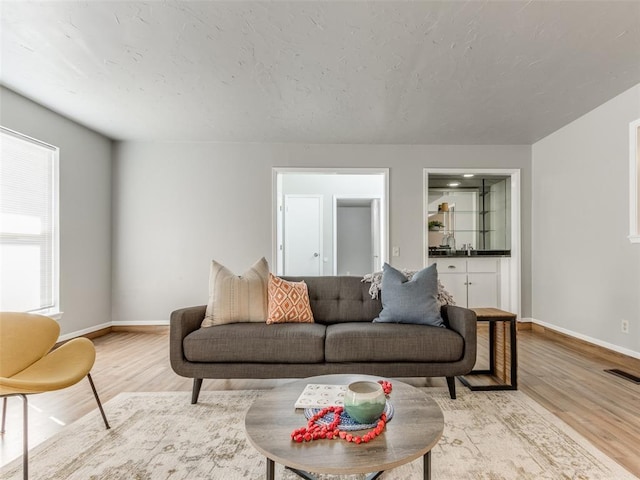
top-left (245, 374), bottom-right (444, 480)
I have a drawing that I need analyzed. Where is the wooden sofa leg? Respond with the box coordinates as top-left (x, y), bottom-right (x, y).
top-left (191, 378), bottom-right (203, 404)
top-left (446, 377), bottom-right (456, 399)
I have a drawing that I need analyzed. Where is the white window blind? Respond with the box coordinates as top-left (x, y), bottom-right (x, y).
top-left (0, 127), bottom-right (59, 312)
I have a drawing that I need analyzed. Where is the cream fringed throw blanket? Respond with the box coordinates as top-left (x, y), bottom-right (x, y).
top-left (362, 270), bottom-right (456, 306)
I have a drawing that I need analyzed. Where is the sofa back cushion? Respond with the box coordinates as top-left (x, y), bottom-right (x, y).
top-left (282, 276), bottom-right (382, 325)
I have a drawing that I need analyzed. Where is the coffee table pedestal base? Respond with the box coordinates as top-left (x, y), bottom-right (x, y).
top-left (266, 451), bottom-right (432, 480)
top-left (287, 466), bottom-right (383, 480)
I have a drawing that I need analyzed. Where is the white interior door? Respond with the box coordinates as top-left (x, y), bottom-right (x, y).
top-left (284, 195), bottom-right (322, 275)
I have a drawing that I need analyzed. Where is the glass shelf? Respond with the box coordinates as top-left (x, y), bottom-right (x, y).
top-left (429, 229), bottom-right (496, 233)
top-left (428, 210), bottom-right (498, 215)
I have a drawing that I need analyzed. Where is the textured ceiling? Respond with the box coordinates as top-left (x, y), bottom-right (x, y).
top-left (1, 1), bottom-right (639, 144)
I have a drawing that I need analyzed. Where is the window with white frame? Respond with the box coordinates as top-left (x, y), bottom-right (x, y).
top-left (630, 119), bottom-right (640, 243)
top-left (0, 127), bottom-right (59, 313)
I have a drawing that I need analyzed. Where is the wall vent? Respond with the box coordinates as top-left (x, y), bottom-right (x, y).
top-left (605, 369), bottom-right (640, 384)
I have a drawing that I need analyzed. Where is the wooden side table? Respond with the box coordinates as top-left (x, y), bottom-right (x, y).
top-left (459, 307), bottom-right (518, 391)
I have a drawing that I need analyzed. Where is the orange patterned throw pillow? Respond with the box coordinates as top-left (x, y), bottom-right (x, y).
top-left (266, 274), bottom-right (314, 324)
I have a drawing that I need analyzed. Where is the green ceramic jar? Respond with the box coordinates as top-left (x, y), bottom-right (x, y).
top-left (344, 381), bottom-right (386, 424)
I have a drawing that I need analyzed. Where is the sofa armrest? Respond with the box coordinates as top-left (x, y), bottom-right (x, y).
top-left (170, 305), bottom-right (206, 376)
top-left (441, 305), bottom-right (477, 373)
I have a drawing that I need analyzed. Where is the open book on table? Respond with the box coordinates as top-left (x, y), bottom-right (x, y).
top-left (294, 384), bottom-right (347, 409)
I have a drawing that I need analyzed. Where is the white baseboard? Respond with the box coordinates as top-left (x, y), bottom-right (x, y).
top-left (58, 320), bottom-right (169, 342)
top-left (530, 318), bottom-right (640, 360)
top-left (58, 322), bottom-right (112, 342)
top-left (111, 320), bottom-right (170, 327)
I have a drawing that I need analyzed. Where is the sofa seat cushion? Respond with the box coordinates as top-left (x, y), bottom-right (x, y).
top-left (325, 323), bottom-right (464, 363)
top-left (184, 323), bottom-right (326, 363)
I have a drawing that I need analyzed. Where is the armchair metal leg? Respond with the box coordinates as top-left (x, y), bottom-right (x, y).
top-left (1, 397), bottom-right (6, 433)
top-left (21, 394), bottom-right (28, 480)
top-left (1, 394), bottom-right (30, 479)
top-left (87, 374), bottom-right (110, 430)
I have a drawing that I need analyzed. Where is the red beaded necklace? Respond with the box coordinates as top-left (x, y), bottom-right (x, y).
top-left (290, 380), bottom-right (392, 445)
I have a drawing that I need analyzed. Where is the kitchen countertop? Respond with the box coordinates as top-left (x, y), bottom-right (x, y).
top-left (428, 250), bottom-right (511, 258)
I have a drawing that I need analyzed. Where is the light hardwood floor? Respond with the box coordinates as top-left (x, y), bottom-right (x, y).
top-left (1, 328), bottom-right (639, 476)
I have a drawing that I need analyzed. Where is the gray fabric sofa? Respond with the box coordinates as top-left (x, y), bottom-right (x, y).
top-left (170, 276), bottom-right (477, 403)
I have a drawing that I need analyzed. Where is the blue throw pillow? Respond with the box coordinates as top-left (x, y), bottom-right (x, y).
top-left (373, 263), bottom-right (444, 327)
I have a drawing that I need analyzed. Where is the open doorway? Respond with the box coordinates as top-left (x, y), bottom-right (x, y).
top-left (333, 196), bottom-right (382, 276)
top-left (273, 168), bottom-right (388, 276)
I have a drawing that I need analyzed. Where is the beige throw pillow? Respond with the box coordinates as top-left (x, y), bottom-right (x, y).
top-left (201, 257), bottom-right (269, 327)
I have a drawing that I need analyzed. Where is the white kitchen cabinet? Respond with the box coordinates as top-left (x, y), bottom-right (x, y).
top-left (432, 257), bottom-right (502, 308)
top-left (467, 273), bottom-right (499, 307)
top-left (438, 273), bottom-right (468, 306)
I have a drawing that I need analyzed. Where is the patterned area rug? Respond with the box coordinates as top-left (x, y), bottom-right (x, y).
top-left (1, 388), bottom-right (636, 479)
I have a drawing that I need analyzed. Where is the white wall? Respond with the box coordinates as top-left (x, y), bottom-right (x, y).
top-left (0, 87), bottom-right (113, 336)
top-left (112, 142), bottom-right (531, 323)
top-left (532, 83), bottom-right (640, 357)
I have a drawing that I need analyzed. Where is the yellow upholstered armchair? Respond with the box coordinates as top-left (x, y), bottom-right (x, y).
top-left (0, 312), bottom-right (110, 479)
